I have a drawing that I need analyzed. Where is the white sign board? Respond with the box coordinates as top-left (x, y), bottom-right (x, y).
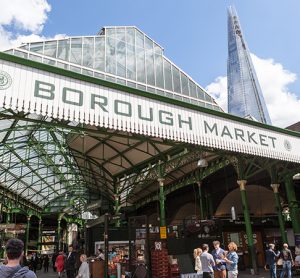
top-left (1, 58), bottom-right (300, 163)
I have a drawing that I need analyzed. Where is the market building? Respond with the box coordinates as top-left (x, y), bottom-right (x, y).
top-left (0, 25), bottom-right (300, 277)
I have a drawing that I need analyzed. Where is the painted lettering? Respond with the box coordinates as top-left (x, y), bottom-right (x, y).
top-left (34, 80), bottom-right (54, 100)
top-left (221, 126), bottom-right (233, 139)
top-left (159, 110), bottom-right (173, 126)
top-left (91, 94), bottom-right (108, 112)
top-left (138, 105), bottom-right (153, 121)
top-left (268, 136), bottom-right (277, 148)
top-left (235, 128), bottom-right (245, 142)
top-left (62, 88), bottom-right (83, 106)
top-left (247, 131), bottom-right (258, 144)
top-left (114, 100), bottom-right (132, 117)
top-left (178, 115), bottom-right (192, 130)
top-left (204, 121), bottom-right (218, 136)
top-left (259, 134), bottom-right (268, 146)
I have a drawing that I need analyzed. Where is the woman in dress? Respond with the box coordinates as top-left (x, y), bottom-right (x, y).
top-left (76, 254), bottom-right (90, 278)
top-left (55, 250), bottom-right (65, 278)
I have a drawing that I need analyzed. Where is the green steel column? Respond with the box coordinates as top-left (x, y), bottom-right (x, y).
top-left (284, 177), bottom-right (300, 233)
top-left (197, 182), bottom-right (205, 219)
top-left (114, 193), bottom-right (121, 228)
top-left (57, 219), bottom-right (61, 251)
top-left (271, 184), bottom-right (288, 243)
top-left (66, 222), bottom-right (69, 247)
top-left (158, 178), bottom-right (166, 227)
top-left (6, 211), bottom-right (11, 224)
top-left (237, 180), bottom-right (257, 274)
top-left (25, 215), bottom-right (31, 256)
top-left (38, 219), bottom-right (42, 252)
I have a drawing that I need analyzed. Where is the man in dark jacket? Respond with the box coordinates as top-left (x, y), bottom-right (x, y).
top-left (265, 243), bottom-right (280, 278)
top-left (0, 238), bottom-right (36, 278)
top-left (65, 245), bottom-right (76, 278)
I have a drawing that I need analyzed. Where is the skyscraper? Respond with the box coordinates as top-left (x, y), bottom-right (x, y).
top-left (227, 6), bottom-right (272, 125)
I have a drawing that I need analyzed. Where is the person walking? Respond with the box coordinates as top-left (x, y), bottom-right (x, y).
top-left (200, 244), bottom-right (215, 278)
top-left (265, 243), bottom-right (280, 278)
top-left (280, 243), bottom-right (294, 278)
top-left (55, 250), bottom-right (65, 278)
top-left (223, 242), bottom-right (239, 278)
top-left (0, 238), bottom-right (37, 278)
top-left (76, 254), bottom-right (90, 278)
top-left (43, 254), bottom-right (49, 272)
top-left (194, 248), bottom-right (203, 275)
top-left (211, 241), bottom-right (226, 278)
top-left (66, 245), bottom-right (76, 278)
top-left (52, 251), bottom-right (58, 272)
top-left (30, 252), bottom-right (38, 273)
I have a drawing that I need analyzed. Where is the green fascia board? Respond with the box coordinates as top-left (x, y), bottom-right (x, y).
top-left (1, 52), bottom-right (300, 139)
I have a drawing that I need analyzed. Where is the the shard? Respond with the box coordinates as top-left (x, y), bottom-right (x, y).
top-left (227, 6), bottom-right (272, 125)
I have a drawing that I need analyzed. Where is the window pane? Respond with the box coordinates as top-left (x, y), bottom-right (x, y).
top-left (106, 35), bottom-right (116, 75)
top-left (126, 40), bottom-right (136, 80)
top-left (164, 59), bottom-right (172, 91)
top-left (155, 54), bottom-right (163, 88)
top-left (172, 66), bottom-right (181, 94)
top-left (197, 86), bottom-right (205, 100)
top-left (116, 41), bottom-right (126, 77)
top-left (82, 37), bottom-right (94, 68)
top-left (146, 49), bottom-right (155, 86)
top-left (94, 37), bottom-right (105, 71)
top-left (57, 40), bottom-right (69, 61)
top-left (136, 30), bottom-right (144, 48)
top-left (30, 42), bottom-right (44, 54)
top-left (189, 80), bottom-right (197, 98)
top-left (181, 73), bottom-right (189, 96)
top-left (136, 46), bottom-right (145, 83)
top-left (44, 41), bottom-right (57, 58)
top-left (70, 38), bottom-right (82, 65)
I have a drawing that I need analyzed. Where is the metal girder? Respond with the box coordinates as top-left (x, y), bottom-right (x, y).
top-left (135, 156), bottom-right (231, 209)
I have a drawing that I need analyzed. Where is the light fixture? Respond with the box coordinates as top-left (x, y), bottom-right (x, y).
top-left (197, 158), bottom-right (208, 167)
top-left (293, 173), bottom-right (300, 180)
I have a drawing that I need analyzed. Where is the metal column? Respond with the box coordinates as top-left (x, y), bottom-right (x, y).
top-left (284, 177), bottom-right (300, 234)
top-left (25, 215), bottom-right (31, 256)
top-left (237, 180), bottom-right (257, 274)
top-left (158, 178), bottom-right (166, 227)
top-left (197, 182), bottom-right (205, 219)
top-left (271, 184), bottom-right (288, 243)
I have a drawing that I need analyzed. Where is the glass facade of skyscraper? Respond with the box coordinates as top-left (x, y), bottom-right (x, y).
top-left (227, 7), bottom-right (272, 125)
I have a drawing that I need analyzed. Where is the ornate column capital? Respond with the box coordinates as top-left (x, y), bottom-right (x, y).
top-left (237, 180), bottom-right (247, 191)
top-left (271, 184), bottom-right (280, 193)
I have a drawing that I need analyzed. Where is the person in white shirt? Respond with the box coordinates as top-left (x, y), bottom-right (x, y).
top-left (200, 244), bottom-right (215, 278)
top-left (76, 254), bottom-right (89, 278)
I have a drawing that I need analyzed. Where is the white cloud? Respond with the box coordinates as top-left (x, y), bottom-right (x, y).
top-left (206, 54), bottom-right (300, 128)
top-left (0, 0), bottom-right (65, 51)
top-left (0, 0), bottom-right (51, 33)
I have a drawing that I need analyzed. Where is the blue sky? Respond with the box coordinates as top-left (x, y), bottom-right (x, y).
top-left (1, 0), bottom-right (300, 126)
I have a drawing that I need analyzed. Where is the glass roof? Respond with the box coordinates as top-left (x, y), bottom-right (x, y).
top-left (0, 109), bottom-right (89, 212)
top-left (5, 26), bottom-right (222, 112)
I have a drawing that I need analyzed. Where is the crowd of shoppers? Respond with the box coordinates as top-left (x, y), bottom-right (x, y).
top-left (193, 241), bottom-right (238, 278)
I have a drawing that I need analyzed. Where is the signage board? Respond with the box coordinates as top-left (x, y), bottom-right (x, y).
top-left (1, 57), bottom-right (300, 163)
top-left (160, 226), bottom-right (167, 239)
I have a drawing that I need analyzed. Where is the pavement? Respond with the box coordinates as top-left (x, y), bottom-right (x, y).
top-left (35, 268), bottom-right (300, 278)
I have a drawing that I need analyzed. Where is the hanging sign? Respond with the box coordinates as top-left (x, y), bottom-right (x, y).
top-left (1, 56), bottom-right (300, 163)
top-left (160, 226), bottom-right (167, 239)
